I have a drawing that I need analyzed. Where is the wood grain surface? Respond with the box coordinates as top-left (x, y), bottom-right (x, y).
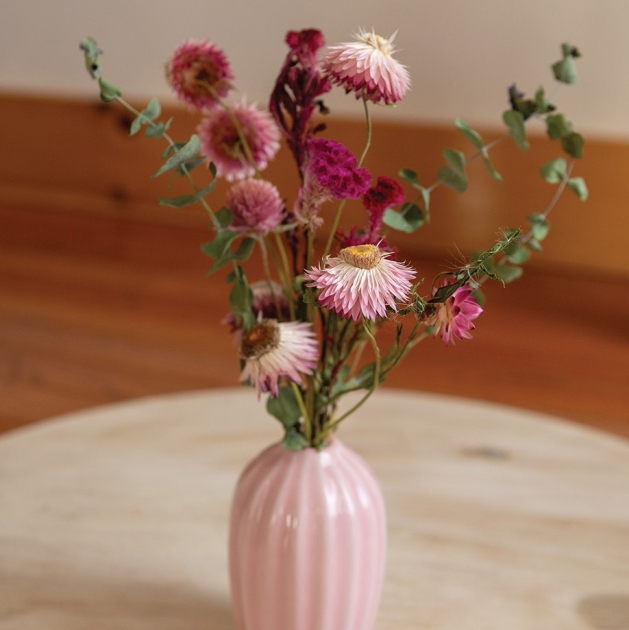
top-left (0, 390), bottom-right (628, 629)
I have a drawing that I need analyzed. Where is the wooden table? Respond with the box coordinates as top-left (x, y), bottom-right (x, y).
top-left (1, 389), bottom-right (628, 629)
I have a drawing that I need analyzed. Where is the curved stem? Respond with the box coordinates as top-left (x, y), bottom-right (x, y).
top-left (358, 95), bottom-right (372, 167)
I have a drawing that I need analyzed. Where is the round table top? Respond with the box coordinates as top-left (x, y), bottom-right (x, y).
top-left (1, 388), bottom-right (628, 630)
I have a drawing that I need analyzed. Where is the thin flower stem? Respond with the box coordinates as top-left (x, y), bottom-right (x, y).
top-left (328, 320), bottom-right (381, 431)
top-left (358, 95), bottom-right (372, 167)
top-left (258, 236), bottom-right (283, 318)
top-left (322, 199), bottom-right (347, 259)
top-left (290, 381), bottom-right (311, 442)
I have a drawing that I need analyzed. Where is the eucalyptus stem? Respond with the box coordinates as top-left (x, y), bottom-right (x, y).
top-left (114, 95), bottom-right (221, 229)
top-left (322, 199), bottom-right (347, 260)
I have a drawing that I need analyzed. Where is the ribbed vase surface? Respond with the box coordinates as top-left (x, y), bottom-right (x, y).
top-left (229, 438), bottom-right (386, 630)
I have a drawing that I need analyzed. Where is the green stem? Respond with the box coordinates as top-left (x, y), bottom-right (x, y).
top-left (358, 95), bottom-right (372, 167)
top-left (290, 382), bottom-right (311, 443)
top-left (328, 320), bottom-right (381, 431)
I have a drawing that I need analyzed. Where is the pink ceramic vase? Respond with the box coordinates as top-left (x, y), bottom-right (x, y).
top-left (229, 438), bottom-right (386, 630)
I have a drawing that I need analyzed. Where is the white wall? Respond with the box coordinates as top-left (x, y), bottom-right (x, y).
top-left (1, 0), bottom-right (627, 138)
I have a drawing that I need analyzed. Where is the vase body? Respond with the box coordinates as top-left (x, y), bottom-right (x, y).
top-left (229, 438), bottom-right (386, 630)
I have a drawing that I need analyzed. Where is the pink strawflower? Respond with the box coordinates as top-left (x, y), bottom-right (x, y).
top-left (198, 100), bottom-right (280, 180)
top-left (225, 179), bottom-right (285, 235)
top-left (305, 244), bottom-right (416, 321)
top-left (323, 30), bottom-right (411, 105)
top-left (427, 284), bottom-right (483, 345)
top-left (295, 138), bottom-right (371, 228)
top-left (166, 40), bottom-right (233, 111)
top-left (239, 319), bottom-right (318, 398)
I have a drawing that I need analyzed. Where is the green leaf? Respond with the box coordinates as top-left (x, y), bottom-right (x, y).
top-left (494, 263), bottom-right (523, 283)
top-left (506, 244), bottom-right (531, 265)
top-left (455, 119), bottom-right (483, 149)
top-left (228, 265), bottom-right (254, 329)
top-left (528, 215), bottom-right (551, 241)
top-left (503, 110), bottom-right (529, 151)
top-left (552, 43), bottom-right (580, 84)
top-left (437, 166), bottom-right (467, 193)
top-left (561, 132), bottom-right (585, 159)
top-left (546, 113), bottom-right (573, 140)
top-left (143, 97), bottom-right (161, 121)
top-left (421, 188), bottom-right (431, 215)
top-left (214, 206), bottom-right (233, 228)
top-left (80, 36), bottom-right (101, 78)
top-left (159, 180), bottom-right (218, 208)
top-left (201, 229), bottom-right (236, 260)
top-left (383, 202), bottom-right (425, 233)
top-left (540, 158), bottom-right (567, 183)
top-left (443, 148), bottom-right (466, 177)
top-left (567, 177), bottom-right (589, 200)
top-left (232, 237), bottom-right (256, 262)
top-left (98, 77), bottom-right (122, 102)
top-left (129, 116), bottom-right (143, 136)
top-left (527, 238), bottom-right (543, 253)
top-left (481, 148), bottom-right (503, 182)
top-left (267, 387), bottom-right (303, 430)
top-left (152, 134), bottom-right (201, 177)
top-left (398, 168), bottom-right (422, 189)
top-left (282, 430), bottom-right (309, 451)
top-left (534, 86), bottom-right (556, 115)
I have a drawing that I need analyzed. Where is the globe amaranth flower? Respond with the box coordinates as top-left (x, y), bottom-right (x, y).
top-left (295, 138), bottom-right (371, 228)
top-left (239, 319), bottom-right (318, 397)
top-left (304, 244), bottom-right (416, 321)
top-left (166, 40), bottom-right (233, 111)
top-left (426, 284), bottom-right (483, 346)
top-left (225, 178), bottom-right (285, 235)
top-left (198, 100), bottom-right (280, 180)
top-left (323, 30), bottom-right (411, 105)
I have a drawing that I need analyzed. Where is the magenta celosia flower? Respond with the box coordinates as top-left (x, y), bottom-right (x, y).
top-left (427, 284), bottom-right (483, 345)
top-left (166, 40), bottom-right (233, 111)
top-left (305, 244), bottom-right (416, 321)
top-left (323, 30), bottom-right (411, 105)
top-left (225, 179), bottom-right (285, 235)
top-left (338, 176), bottom-right (405, 248)
top-left (269, 29), bottom-right (331, 172)
top-left (198, 100), bottom-right (280, 180)
top-left (239, 319), bottom-right (318, 397)
top-left (295, 138), bottom-right (371, 228)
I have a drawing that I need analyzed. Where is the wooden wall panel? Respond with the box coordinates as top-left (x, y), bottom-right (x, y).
top-left (1, 93), bottom-right (628, 277)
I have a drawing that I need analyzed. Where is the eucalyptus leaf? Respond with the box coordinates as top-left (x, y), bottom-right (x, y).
top-left (443, 148), bottom-right (466, 177)
top-left (481, 148), bottom-right (503, 182)
top-left (540, 158), bottom-right (567, 183)
top-left (159, 180), bottom-right (218, 208)
top-left (233, 237), bottom-right (256, 262)
top-left (267, 387), bottom-right (303, 429)
top-left (143, 97), bottom-right (161, 121)
top-left (152, 134), bottom-right (201, 178)
top-left (282, 430), bottom-right (309, 451)
top-left (455, 119), bottom-right (483, 149)
top-left (561, 132), bottom-right (584, 159)
top-left (528, 216), bottom-right (551, 241)
top-left (502, 110), bottom-right (529, 151)
top-left (215, 206), bottom-right (233, 228)
top-left (552, 44), bottom-right (580, 84)
top-left (567, 177), bottom-right (589, 200)
top-left (383, 202), bottom-right (425, 233)
top-left (398, 168), bottom-right (422, 189)
top-left (201, 229), bottom-right (236, 260)
top-left (98, 77), bottom-right (122, 102)
top-left (546, 113), bottom-right (573, 140)
top-left (437, 166), bottom-right (467, 193)
top-left (494, 263), bottom-right (523, 283)
top-left (506, 244), bottom-right (531, 264)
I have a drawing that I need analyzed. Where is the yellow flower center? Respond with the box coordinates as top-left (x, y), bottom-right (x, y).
top-left (339, 244), bottom-right (383, 269)
top-left (240, 320), bottom-right (279, 359)
top-left (357, 30), bottom-right (395, 56)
